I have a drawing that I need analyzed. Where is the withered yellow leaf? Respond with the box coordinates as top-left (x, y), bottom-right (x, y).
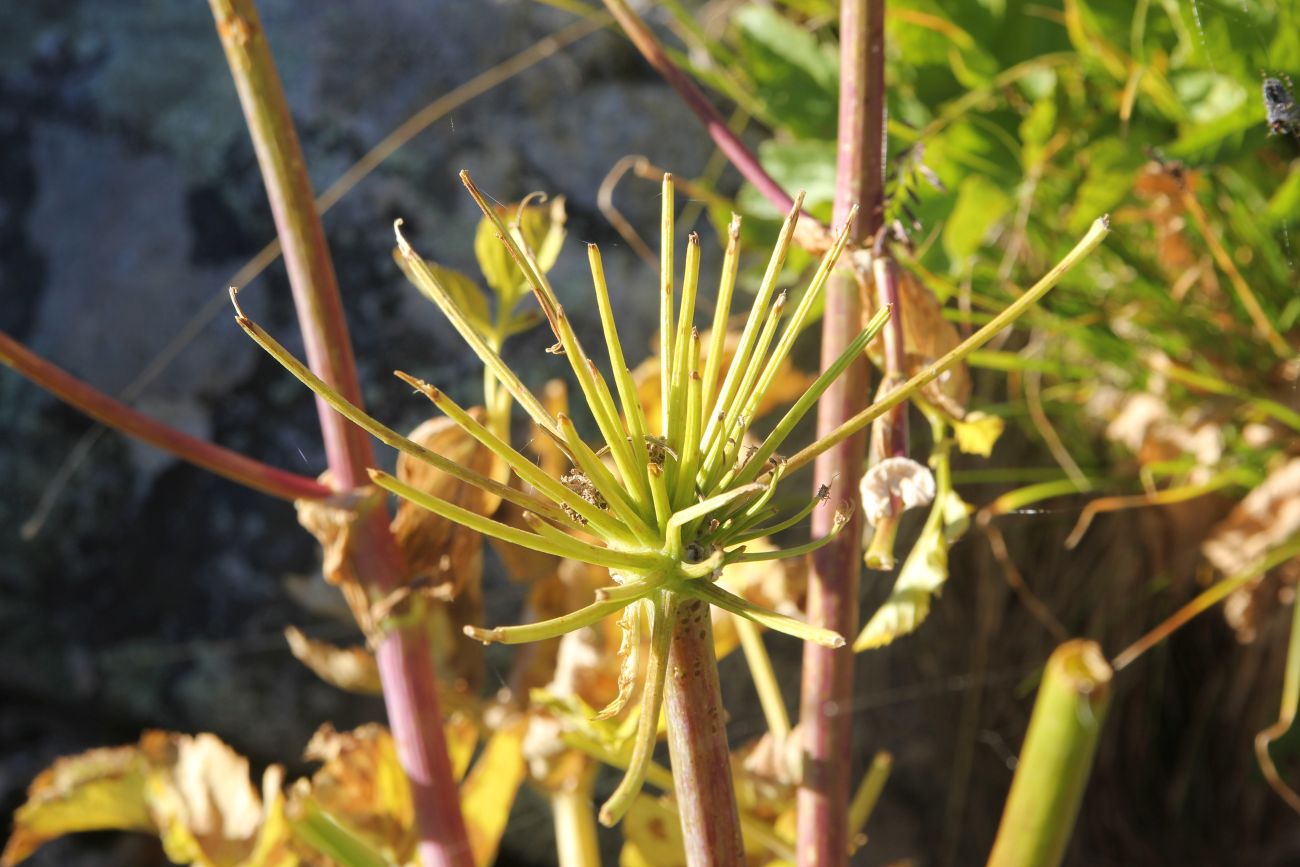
top-left (2, 745), bottom-right (152, 866)
top-left (855, 490), bottom-right (971, 650)
top-left (951, 411), bottom-right (1005, 458)
top-left (4, 732), bottom-right (294, 867)
top-left (284, 626), bottom-right (382, 696)
top-left (460, 722), bottom-right (528, 867)
top-left (294, 724), bottom-right (413, 862)
top-left (620, 795), bottom-right (687, 867)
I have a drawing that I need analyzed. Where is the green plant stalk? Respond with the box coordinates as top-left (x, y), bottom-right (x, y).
top-left (797, 1), bottom-right (884, 863)
top-left (207, 3), bottom-right (472, 865)
top-left (986, 640), bottom-right (1112, 867)
top-left (663, 597), bottom-right (746, 864)
top-left (289, 802), bottom-right (390, 867)
top-left (1256, 585), bottom-right (1300, 814)
top-left (551, 764), bottom-right (602, 867)
top-left (0, 330), bottom-right (329, 502)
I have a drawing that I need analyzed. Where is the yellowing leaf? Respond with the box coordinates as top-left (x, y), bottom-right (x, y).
top-left (620, 795), bottom-right (687, 867)
top-left (2, 745), bottom-right (151, 866)
top-left (474, 197), bottom-right (567, 308)
top-left (952, 412), bottom-right (1005, 457)
top-left (293, 724), bottom-right (414, 863)
top-left (3, 733), bottom-right (295, 867)
top-left (855, 490), bottom-right (971, 650)
top-left (284, 626), bottom-right (382, 696)
top-left (460, 722), bottom-right (528, 867)
top-left (411, 261), bottom-right (491, 336)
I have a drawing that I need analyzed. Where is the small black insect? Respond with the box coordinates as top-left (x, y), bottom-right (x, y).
top-left (1263, 75), bottom-right (1300, 137)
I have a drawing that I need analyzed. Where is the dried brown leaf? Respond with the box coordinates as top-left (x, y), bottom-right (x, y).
top-left (284, 626), bottom-right (382, 696)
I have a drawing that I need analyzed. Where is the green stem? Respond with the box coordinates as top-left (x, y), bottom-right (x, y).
top-left (986, 640), bottom-right (1112, 867)
top-left (551, 765), bottom-right (602, 867)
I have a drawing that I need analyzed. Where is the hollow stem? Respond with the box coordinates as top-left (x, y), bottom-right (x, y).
top-left (986, 640), bottom-right (1112, 867)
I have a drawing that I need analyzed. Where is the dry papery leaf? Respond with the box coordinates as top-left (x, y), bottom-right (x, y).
top-left (291, 723), bottom-right (415, 863)
top-left (392, 413), bottom-right (499, 599)
top-left (859, 457), bottom-right (936, 527)
top-left (1203, 459), bottom-right (1300, 642)
top-left (296, 482), bottom-right (387, 639)
top-left (854, 255), bottom-right (970, 415)
top-left (1103, 392), bottom-right (1224, 472)
top-left (2, 732), bottom-right (293, 867)
top-left (284, 626), bottom-right (382, 696)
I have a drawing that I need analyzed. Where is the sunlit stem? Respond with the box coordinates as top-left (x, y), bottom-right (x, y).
top-left (685, 580), bottom-right (845, 648)
top-left (551, 305), bottom-right (644, 499)
top-left (700, 194), bottom-right (803, 452)
top-left (585, 360), bottom-right (651, 511)
top-left (734, 306), bottom-right (891, 488)
top-left (370, 470), bottom-right (656, 575)
top-left (734, 208), bottom-right (857, 428)
top-left (459, 171), bottom-right (561, 323)
top-left (789, 215), bottom-right (1112, 474)
top-left (1113, 532), bottom-right (1300, 670)
top-left (395, 372), bottom-right (633, 544)
top-left (557, 412), bottom-right (658, 545)
top-left (232, 303), bottom-right (568, 522)
top-left (466, 595), bottom-right (633, 645)
top-left (648, 463), bottom-right (673, 549)
top-left (672, 338), bottom-right (703, 507)
top-left (668, 234), bottom-right (701, 453)
top-left (731, 481), bottom-right (828, 547)
top-left (727, 508), bottom-right (851, 563)
top-left (394, 220), bottom-right (560, 439)
top-left (516, 512), bottom-right (636, 571)
top-left (679, 546), bottom-right (725, 579)
top-left (667, 484), bottom-right (767, 556)
top-left (701, 214), bottom-right (742, 414)
top-left (588, 244), bottom-right (654, 503)
top-left (735, 618), bottom-right (791, 739)
top-left (595, 577), bottom-right (662, 603)
top-left (700, 289), bottom-right (788, 487)
top-left (723, 289), bottom-right (788, 438)
top-left (600, 591), bottom-right (675, 826)
top-left (847, 752), bottom-right (893, 853)
top-left (660, 174), bottom-right (676, 432)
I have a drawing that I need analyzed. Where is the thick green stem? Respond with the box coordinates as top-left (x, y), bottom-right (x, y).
top-left (551, 766), bottom-right (602, 867)
top-left (797, 1), bottom-right (884, 864)
top-left (663, 598), bottom-right (745, 865)
top-left (986, 640), bottom-right (1112, 867)
top-left (208, 3), bottom-right (472, 865)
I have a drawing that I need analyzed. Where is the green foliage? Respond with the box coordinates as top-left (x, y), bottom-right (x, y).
top-left (706, 0), bottom-right (1299, 480)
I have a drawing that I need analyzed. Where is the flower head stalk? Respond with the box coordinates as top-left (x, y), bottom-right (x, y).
top-left (233, 170), bottom-right (889, 827)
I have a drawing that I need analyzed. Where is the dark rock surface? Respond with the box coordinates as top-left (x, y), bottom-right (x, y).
top-left (0, 2), bottom-right (712, 864)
